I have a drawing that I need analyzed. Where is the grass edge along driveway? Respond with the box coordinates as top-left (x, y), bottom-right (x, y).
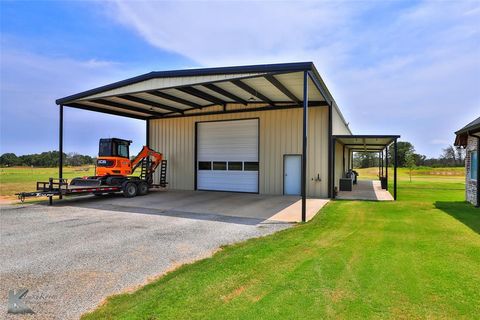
top-left (82, 176), bottom-right (479, 320)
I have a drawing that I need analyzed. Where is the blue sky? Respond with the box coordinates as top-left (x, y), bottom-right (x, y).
top-left (1, 0), bottom-right (479, 157)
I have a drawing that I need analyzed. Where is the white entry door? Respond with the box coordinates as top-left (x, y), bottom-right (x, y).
top-left (284, 155), bottom-right (302, 195)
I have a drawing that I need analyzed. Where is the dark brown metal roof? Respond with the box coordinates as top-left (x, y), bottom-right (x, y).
top-left (454, 116), bottom-right (480, 147)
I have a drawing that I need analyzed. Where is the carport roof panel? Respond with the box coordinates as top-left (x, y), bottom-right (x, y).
top-left (334, 135), bottom-right (400, 148)
top-left (57, 62), bottom-right (322, 104)
top-left (54, 62), bottom-right (344, 121)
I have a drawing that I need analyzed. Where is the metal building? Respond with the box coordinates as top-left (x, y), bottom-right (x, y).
top-left (56, 62), bottom-right (399, 221)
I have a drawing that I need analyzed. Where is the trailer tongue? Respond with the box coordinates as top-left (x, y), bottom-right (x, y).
top-left (16, 138), bottom-right (167, 204)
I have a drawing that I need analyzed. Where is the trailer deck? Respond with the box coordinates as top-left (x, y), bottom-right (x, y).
top-left (16, 178), bottom-right (123, 204)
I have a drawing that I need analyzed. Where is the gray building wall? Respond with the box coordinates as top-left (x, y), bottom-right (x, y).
top-left (465, 136), bottom-right (478, 205)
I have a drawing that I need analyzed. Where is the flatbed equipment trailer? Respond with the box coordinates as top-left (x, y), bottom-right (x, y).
top-left (16, 177), bottom-right (166, 205)
top-left (16, 138), bottom-right (168, 204)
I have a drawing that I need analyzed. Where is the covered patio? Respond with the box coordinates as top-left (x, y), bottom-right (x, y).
top-left (332, 135), bottom-right (400, 201)
top-left (336, 180), bottom-right (394, 201)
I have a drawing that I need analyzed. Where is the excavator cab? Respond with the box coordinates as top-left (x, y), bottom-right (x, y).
top-left (96, 138), bottom-right (133, 176)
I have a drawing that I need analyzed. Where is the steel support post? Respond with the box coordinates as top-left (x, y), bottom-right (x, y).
top-left (301, 71), bottom-right (308, 222)
top-left (394, 139), bottom-right (398, 200)
top-left (59, 105), bottom-right (63, 200)
top-left (146, 119), bottom-right (150, 148)
top-left (385, 146), bottom-right (389, 191)
top-left (332, 138), bottom-right (336, 199)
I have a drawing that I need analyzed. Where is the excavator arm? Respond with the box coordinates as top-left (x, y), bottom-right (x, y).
top-left (131, 146), bottom-right (163, 177)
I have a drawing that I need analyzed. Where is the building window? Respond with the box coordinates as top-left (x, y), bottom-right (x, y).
top-left (470, 151), bottom-right (478, 180)
top-left (228, 162), bottom-right (243, 171)
top-left (198, 162), bottom-right (212, 170)
top-left (244, 162), bottom-right (259, 171)
top-left (213, 161), bottom-right (227, 170)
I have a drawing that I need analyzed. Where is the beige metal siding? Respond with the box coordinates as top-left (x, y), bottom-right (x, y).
top-left (150, 106), bottom-right (329, 197)
top-left (332, 106), bottom-right (351, 135)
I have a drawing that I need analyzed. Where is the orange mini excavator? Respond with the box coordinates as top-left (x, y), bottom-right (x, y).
top-left (70, 138), bottom-right (167, 197)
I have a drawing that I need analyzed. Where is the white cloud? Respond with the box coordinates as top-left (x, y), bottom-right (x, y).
top-left (3, 1), bottom-right (477, 157)
top-left (0, 44), bottom-right (145, 155)
top-left (104, 1), bottom-right (364, 69)
top-left (101, 0), bottom-right (480, 156)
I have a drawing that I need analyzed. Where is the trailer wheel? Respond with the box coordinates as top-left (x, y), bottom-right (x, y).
top-left (122, 182), bottom-right (137, 198)
top-left (137, 181), bottom-right (149, 196)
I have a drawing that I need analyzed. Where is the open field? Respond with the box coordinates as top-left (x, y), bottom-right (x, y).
top-left (0, 166), bottom-right (465, 198)
top-left (356, 166), bottom-right (465, 180)
top-left (0, 166), bottom-right (95, 198)
top-left (82, 171), bottom-right (479, 319)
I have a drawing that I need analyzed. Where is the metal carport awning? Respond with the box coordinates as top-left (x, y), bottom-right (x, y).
top-left (332, 135), bottom-right (400, 200)
top-left (55, 62), bottom-right (335, 119)
top-left (55, 62), bottom-right (347, 222)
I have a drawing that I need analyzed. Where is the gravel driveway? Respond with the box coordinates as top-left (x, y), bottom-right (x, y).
top-left (0, 198), bottom-right (290, 319)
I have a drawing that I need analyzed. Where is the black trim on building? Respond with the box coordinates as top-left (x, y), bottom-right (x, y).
top-left (201, 83), bottom-right (248, 105)
top-left (58, 105), bottom-right (63, 201)
top-left (117, 95), bottom-right (184, 114)
top-left (265, 74), bottom-right (301, 104)
top-left (92, 99), bottom-right (167, 118)
top-left (146, 119), bottom-right (150, 148)
top-left (65, 103), bottom-right (149, 120)
top-left (145, 91), bottom-right (203, 109)
top-left (301, 71), bottom-right (309, 222)
top-left (231, 79), bottom-right (275, 105)
top-left (327, 104), bottom-right (333, 198)
top-left (176, 87), bottom-right (226, 106)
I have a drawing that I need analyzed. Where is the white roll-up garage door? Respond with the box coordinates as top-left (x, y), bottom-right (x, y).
top-left (197, 119), bottom-right (259, 192)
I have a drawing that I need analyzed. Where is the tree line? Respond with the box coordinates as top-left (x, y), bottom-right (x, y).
top-left (0, 152), bottom-right (95, 167)
top-left (353, 142), bottom-right (465, 168)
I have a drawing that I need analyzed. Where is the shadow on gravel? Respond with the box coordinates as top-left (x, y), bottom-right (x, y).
top-left (435, 201), bottom-right (480, 234)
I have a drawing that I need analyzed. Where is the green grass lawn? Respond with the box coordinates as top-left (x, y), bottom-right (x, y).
top-left (82, 169), bottom-right (479, 320)
top-left (0, 166), bottom-right (95, 197)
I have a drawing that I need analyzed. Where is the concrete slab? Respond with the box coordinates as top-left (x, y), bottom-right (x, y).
top-left (59, 190), bottom-right (328, 223)
top-left (336, 180), bottom-right (393, 201)
top-left (267, 199), bottom-right (329, 222)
